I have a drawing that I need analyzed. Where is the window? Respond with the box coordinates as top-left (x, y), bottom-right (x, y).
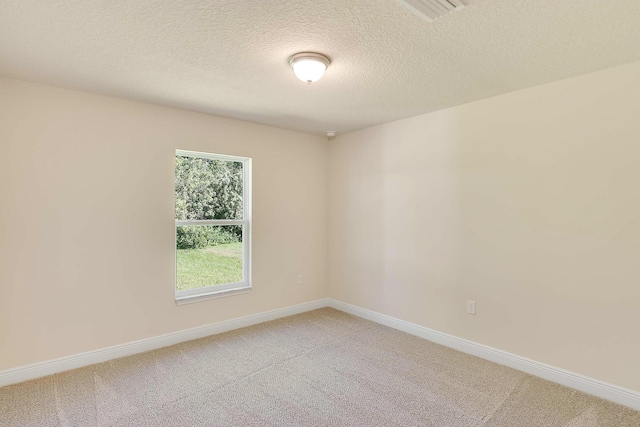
top-left (175, 150), bottom-right (251, 303)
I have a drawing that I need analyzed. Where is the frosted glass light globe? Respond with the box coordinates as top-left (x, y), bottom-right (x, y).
top-left (289, 53), bottom-right (330, 84)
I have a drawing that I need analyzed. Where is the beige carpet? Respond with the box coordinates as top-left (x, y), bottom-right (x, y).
top-left (1, 308), bottom-right (639, 426)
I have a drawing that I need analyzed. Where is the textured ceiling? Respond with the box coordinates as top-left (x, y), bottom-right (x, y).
top-left (1, 0), bottom-right (639, 135)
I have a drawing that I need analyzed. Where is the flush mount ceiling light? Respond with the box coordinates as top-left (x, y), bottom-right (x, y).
top-left (289, 52), bottom-right (331, 84)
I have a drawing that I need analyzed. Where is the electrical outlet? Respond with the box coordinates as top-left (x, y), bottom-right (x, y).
top-left (297, 274), bottom-right (304, 285)
top-left (467, 300), bottom-right (476, 315)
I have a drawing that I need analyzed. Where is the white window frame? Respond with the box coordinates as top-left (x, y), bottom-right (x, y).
top-left (175, 150), bottom-right (252, 304)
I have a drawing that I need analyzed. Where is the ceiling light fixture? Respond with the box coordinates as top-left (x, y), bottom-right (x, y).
top-left (289, 52), bottom-right (331, 84)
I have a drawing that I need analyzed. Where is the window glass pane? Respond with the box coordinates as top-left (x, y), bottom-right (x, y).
top-left (175, 156), bottom-right (243, 220)
top-left (176, 225), bottom-right (243, 291)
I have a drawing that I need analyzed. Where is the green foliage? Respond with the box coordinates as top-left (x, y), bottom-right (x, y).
top-left (175, 156), bottom-right (243, 221)
top-left (176, 226), bottom-right (241, 250)
top-left (175, 156), bottom-right (243, 249)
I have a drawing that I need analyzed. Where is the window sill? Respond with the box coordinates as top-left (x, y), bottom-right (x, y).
top-left (175, 285), bottom-right (252, 306)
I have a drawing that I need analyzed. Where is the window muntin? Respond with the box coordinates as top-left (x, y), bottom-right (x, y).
top-left (175, 150), bottom-right (251, 302)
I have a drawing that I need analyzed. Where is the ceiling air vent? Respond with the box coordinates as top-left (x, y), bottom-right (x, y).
top-left (397, 0), bottom-right (465, 22)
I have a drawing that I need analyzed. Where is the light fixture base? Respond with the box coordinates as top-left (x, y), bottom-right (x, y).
top-left (288, 52), bottom-right (331, 67)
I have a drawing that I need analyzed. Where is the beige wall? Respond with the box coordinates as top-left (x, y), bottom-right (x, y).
top-left (329, 61), bottom-right (640, 391)
top-left (0, 78), bottom-right (328, 371)
top-left (2, 60), bottom-right (640, 393)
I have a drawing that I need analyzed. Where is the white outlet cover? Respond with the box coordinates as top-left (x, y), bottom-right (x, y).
top-left (467, 300), bottom-right (476, 315)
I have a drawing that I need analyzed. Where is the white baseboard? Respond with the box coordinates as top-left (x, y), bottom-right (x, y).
top-left (0, 298), bottom-right (329, 388)
top-left (3, 296), bottom-right (638, 412)
top-left (327, 299), bottom-right (640, 411)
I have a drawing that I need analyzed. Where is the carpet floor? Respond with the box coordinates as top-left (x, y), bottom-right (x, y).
top-left (1, 308), bottom-right (639, 426)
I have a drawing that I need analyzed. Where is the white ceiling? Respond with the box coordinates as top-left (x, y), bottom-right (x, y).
top-left (1, 0), bottom-right (639, 135)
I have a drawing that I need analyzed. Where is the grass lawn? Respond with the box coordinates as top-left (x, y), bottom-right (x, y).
top-left (176, 242), bottom-right (243, 291)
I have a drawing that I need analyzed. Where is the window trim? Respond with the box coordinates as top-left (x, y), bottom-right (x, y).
top-left (174, 150), bottom-right (252, 304)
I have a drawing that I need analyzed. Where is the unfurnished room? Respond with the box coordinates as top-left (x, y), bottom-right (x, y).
top-left (1, 0), bottom-right (640, 426)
